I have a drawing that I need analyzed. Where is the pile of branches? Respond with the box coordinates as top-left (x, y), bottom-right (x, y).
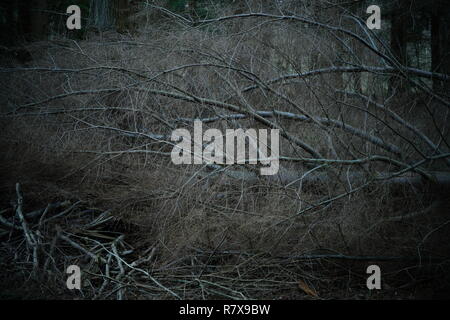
top-left (0, 183), bottom-right (320, 299)
top-left (0, 183), bottom-right (172, 299)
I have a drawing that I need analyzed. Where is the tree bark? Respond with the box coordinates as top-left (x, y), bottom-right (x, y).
top-left (389, 3), bottom-right (408, 92)
top-left (115, 0), bottom-right (131, 33)
top-left (29, 0), bottom-right (48, 41)
top-left (431, 0), bottom-right (450, 92)
top-left (88, 0), bottom-right (115, 31)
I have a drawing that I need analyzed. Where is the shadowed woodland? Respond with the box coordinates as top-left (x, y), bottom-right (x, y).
top-left (0, 0), bottom-right (450, 299)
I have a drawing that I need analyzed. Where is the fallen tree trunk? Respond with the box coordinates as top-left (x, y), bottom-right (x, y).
top-left (202, 164), bottom-right (450, 193)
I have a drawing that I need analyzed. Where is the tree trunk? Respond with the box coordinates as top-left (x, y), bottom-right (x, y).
top-left (29, 0), bottom-right (48, 41)
top-left (431, 0), bottom-right (450, 92)
top-left (1, 0), bottom-right (17, 45)
top-left (115, 0), bottom-right (131, 33)
top-left (389, 5), bottom-right (408, 92)
top-left (88, 0), bottom-right (115, 31)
